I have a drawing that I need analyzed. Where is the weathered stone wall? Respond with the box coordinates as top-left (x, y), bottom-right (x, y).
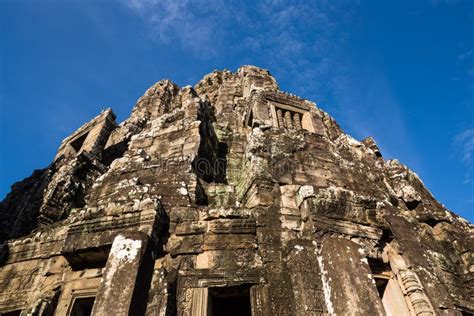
top-left (0, 65), bottom-right (472, 315)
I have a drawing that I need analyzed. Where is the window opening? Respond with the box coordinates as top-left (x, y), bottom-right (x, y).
top-left (208, 285), bottom-right (251, 316)
top-left (69, 297), bottom-right (95, 316)
top-left (70, 132), bottom-right (89, 153)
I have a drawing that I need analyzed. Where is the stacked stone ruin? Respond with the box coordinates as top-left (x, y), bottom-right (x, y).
top-left (0, 66), bottom-right (472, 315)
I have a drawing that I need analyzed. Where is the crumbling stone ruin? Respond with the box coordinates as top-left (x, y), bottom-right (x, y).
top-left (0, 66), bottom-right (472, 315)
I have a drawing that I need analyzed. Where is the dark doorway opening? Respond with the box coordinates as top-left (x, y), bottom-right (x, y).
top-left (2, 310), bottom-right (21, 316)
top-left (208, 285), bottom-right (252, 316)
top-left (68, 245), bottom-right (111, 271)
top-left (374, 277), bottom-right (389, 298)
top-left (368, 258), bottom-right (391, 299)
top-left (70, 297), bottom-right (95, 316)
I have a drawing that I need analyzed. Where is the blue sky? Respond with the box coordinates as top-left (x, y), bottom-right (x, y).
top-left (1, 0), bottom-right (473, 221)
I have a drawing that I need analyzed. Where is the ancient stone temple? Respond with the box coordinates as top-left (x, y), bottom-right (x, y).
top-left (0, 66), bottom-right (472, 315)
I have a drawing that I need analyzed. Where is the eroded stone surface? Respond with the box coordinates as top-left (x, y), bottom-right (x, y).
top-left (0, 66), bottom-right (472, 315)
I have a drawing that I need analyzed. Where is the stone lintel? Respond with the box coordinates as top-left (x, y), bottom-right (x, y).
top-left (314, 217), bottom-right (383, 240)
top-left (61, 211), bottom-right (157, 269)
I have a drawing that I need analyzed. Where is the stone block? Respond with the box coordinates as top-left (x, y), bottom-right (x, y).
top-left (175, 221), bottom-right (208, 236)
top-left (168, 235), bottom-right (204, 257)
top-left (208, 219), bottom-right (256, 234)
top-left (318, 237), bottom-right (385, 315)
top-left (92, 232), bottom-right (153, 316)
top-left (203, 234), bottom-right (256, 250)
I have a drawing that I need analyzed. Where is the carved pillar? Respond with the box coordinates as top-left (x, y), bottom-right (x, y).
top-left (293, 113), bottom-right (302, 130)
top-left (384, 244), bottom-right (435, 316)
top-left (276, 109), bottom-right (285, 128)
top-left (250, 285), bottom-right (271, 316)
top-left (398, 270), bottom-right (434, 315)
top-left (284, 111), bottom-right (294, 129)
top-left (191, 287), bottom-right (208, 316)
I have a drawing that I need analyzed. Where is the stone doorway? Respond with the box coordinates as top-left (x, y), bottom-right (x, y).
top-left (208, 285), bottom-right (251, 316)
top-left (369, 258), bottom-right (411, 316)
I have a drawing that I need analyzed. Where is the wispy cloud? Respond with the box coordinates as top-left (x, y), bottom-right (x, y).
top-left (121, 0), bottom-right (420, 169)
top-left (458, 49), bottom-right (473, 61)
top-left (121, 0), bottom-right (357, 94)
top-left (455, 129), bottom-right (474, 163)
top-left (123, 0), bottom-right (233, 56)
top-left (238, 1), bottom-right (356, 97)
top-left (454, 129), bottom-right (474, 184)
top-left (428, 0), bottom-right (461, 8)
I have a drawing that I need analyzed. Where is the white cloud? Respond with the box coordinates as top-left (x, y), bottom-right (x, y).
top-left (428, 0), bottom-right (461, 7)
top-left (122, 1), bottom-right (426, 167)
top-left (123, 0), bottom-right (231, 56)
top-left (455, 129), bottom-right (474, 163)
top-left (454, 129), bottom-right (474, 185)
top-left (121, 0), bottom-right (356, 93)
top-left (458, 49), bottom-right (473, 61)
top-left (327, 63), bottom-right (421, 168)
top-left (121, 0), bottom-right (422, 167)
